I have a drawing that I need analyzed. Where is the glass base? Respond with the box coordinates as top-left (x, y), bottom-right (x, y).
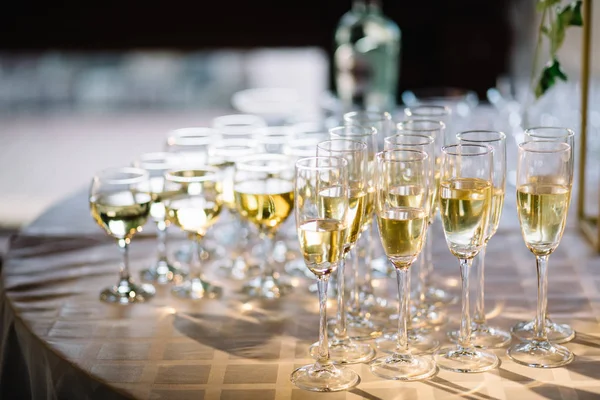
top-left (411, 303), bottom-right (448, 328)
top-left (448, 323), bottom-right (512, 349)
top-left (434, 346), bottom-right (499, 373)
top-left (425, 285), bottom-right (458, 306)
top-left (290, 363), bottom-right (359, 392)
top-left (242, 275), bottom-right (292, 299)
top-left (376, 330), bottom-right (440, 355)
top-left (346, 315), bottom-right (384, 341)
top-left (360, 293), bottom-right (397, 320)
top-left (171, 277), bottom-right (222, 300)
top-left (511, 318), bottom-right (575, 344)
top-left (310, 340), bottom-right (375, 364)
top-left (100, 280), bottom-right (156, 304)
top-left (141, 260), bottom-right (187, 284)
top-left (370, 353), bottom-right (437, 381)
top-left (507, 340), bottom-right (574, 368)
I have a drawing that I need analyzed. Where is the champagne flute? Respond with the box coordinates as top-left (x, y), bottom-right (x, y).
top-left (163, 168), bottom-right (224, 299)
top-left (234, 153), bottom-right (295, 298)
top-left (208, 139), bottom-right (261, 280)
top-left (315, 139), bottom-right (376, 363)
top-left (507, 141), bottom-right (574, 367)
top-left (212, 114), bottom-right (267, 139)
top-left (404, 105), bottom-right (453, 145)
top-left (398, 117), bottom-right (458, 307)
top-left (448, 131), bottom-right (511, 348)
top-left (166, 127), bottom-right (218, 165)
top-left (433, 144), bottom-right (499, 373)
top-left (133, 152), bottom-right (185, 284)
top-left (511, 127), bottom-right (576, 344)
top-left (329, 124), bottom-right (384, 340)
top-left (370, 149), bottom-right (437, 381)
top-left (380, 133), bottom-right (441, 354)
top-left (89, 167), bottom-right (156, 303)
top-left (291, 156), bottom-right (359, 392)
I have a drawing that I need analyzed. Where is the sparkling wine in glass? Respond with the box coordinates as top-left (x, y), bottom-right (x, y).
top-left (234, 153), bottom-right (295, 298)
top-left (433, 144), bottom-right (499, 373)
top-left (370, 149), bottom-right (437, 381)
top-left (291, 156), bottom-right (359, 392)
top-left (89, 167), bottom-right (156, 303)
top-left (507, 140), bottom-right (574, 368)
top-left (163, 168), bottom-right (224, 299)
top-left (511, 127), bottom-right (576, 344)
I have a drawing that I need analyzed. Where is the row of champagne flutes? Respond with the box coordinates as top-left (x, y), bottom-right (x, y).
top-left (290, 123), bottom-right (576, 392)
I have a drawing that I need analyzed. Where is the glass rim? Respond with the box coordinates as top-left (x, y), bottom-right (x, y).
top-left (518, 140), bottom-right (571, 154)
top-left (235, 153), bottom-right (294, 172)
top-left (456, 130), bottom-right (506, 143)
top-left (404, 104), bottom-right (452, 117)
top-left (212, 114), bottom-right (266, 127)
top-left (210, 138), bottom-right (259, 150)
top-left (395, 119), bottom-right (446, 132)
top-left (376, 148), bottom-right (429, 163)
top-left (167, 127), bottom-right (218, 145)
top-left (385, 133), bottom-right (435, 146)
top-left (295, 156), bottom-right (348, 170)
top-left (442, 143), bottom-right (492, 156)
top-left (342, 110), bottom-right (393, 122)
top-left (133, 152), bottom-right (177, 170)
top-left (165, 166), bottom-right (220, 183)
top-left (524, 126), bottom-right (575, 139)
top-left (329, 124), bottom-right (378, 137)
top-left (317, 139), bottom-right (368, 154)
top-left (95, 167), bottom-right (149, 185)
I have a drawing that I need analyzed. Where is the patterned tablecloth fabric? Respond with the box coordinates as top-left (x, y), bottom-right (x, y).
top-left (2, 187), bottom-right (600, 400)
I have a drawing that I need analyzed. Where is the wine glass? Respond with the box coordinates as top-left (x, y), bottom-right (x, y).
top-left (511, 127), bottom-right (575, 344)
top-left (370, 149), bottom-right (437, 381)
top-left (448, 131), bottom-right (511, 348)
top-left (381, 132), bottom-right (441, 354)
top-left (397, 118), bottom-right (457, 307)
top-left (290, 156), bottom-right (359, 392)
top-left (208, 139), bottom-right (261, 280)
top-left (329, 124), bottom-right (383, 340)
top-left (132, 152), bottom-right (185, 284)
top-left (89, 167), bottom-right (156, 303)
top-left (315, 139), bottom-right (376, 364)
top-left (507, 141), bottom-right (574, 368)
top-left (163, 168), bottom-right (224, 299)
top-left (343, 110), bottom-right (394, 149)
top-left (233, 153), bottom-right (295, 298)
top-left (212, 114), bottom-right (267, 139)
top-left (433, 144), bottom-right (499, 373)
top-left (404, 105), bottom-right (452, 144)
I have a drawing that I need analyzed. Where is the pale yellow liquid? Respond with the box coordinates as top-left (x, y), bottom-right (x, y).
top-left (377, 207), bottom-right (427, 268)
top-left (234, 179), bottom-right (294, 233)
top-left (90, 191), bottom-right (152, 239)
top-left (486, 187), bottom-right (505, 240)
top-left (383, 184), bottom-right (426, 209)
top-left (517, 183), bottom-right (570, 256)
top-left (439, 177), bottom-right (492, 259)
top-left (318, 186), bottom-right (366, 252)
top-left (166, 195), bottom-right (222, 237)
top-left (298, 218), bottom-right (346, 276)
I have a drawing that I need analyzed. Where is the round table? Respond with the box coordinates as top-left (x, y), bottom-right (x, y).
top-left (2, 190), bottom-right (600, 400)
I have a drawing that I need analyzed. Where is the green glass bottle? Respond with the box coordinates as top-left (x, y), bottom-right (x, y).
top-left (334, 0), bottom-right (401, 113)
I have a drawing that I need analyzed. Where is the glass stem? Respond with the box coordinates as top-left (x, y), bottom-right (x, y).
top-left (117, 238), bottom-right (131, 284)
top-left (423, 226), bottom-right (433, 288)
top-left (190, 234), bottom-right (204, 279)
top-left (417, 249), bottom-right (427, 305)
top-left (394, 267), bottom-right (410, 357)
top-left (458, 258), bottom-right (474, 350)
top-left (359, 225), bottom-right (375, 297)
top-left (473, 244), bottom-right (487, 325)
top-left (351, 248), bottom-right (361, 317)
top-left (260, 232), bottom-right (276, 280)
top-left (335, 257), bottom-right (349, 341)
top-left (156, 220), bottom-right (169, 264)
top-left (316, 276), bottom-right (332, 367)
top-left (535, 254), bottom-right (550, 341)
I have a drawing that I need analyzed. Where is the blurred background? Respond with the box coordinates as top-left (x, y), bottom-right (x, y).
top-left (0, 0), bottom-right (596, 229)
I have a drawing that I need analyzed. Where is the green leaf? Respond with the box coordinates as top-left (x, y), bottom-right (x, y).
top-left (549, 16), bottom-right (566, 56)
top-left (537, 0), bottom-right (561, 12)
top-left (560, 1), bottom-right (583, 26)
top-left (535, 58), bottom-right (568, 98)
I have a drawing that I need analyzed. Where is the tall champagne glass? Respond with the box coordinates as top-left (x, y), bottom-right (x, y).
top-left (380, 133), bottom-right (441, 354)
top-left (290, 157), bottom-right (359, 392)
top-left (398, 117), bottom-right (457, 307)
top-left (329, 124), bottom-right (383, 340)
top-left (507, 141), bottom-right (574, 367)
top-left (448, 131), bottom-right (511, 348)
top-left (511, 127), bottom-right (576, 344)
top-left (208, 139), bottom-right (261, 280)
top-left (370, 149), bottom-right (437, 380)
top-left (234, 154), bottom-right (295, 298)
top-left (212, 114), bottom-right (267, 139)
top-left (404, 105), bottom-right (453, 145)
top-left (433, 144), bottom-right (499, 373)
top-left (163, 168), bottom-right (224, 299)
top-left (133, 152), bottom-right (185, 284)
top-left (315, 139), bottom-right (376, 363)
top-left (89, 167), bottom-right (156, 303)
